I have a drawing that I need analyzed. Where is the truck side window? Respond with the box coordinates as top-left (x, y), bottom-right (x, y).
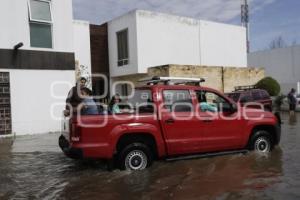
top-left (163, 90), bottom-right (192, 112)
top-left (127, 89), bottom-right (154, 113)
top-left (196, 90), bottom-right (231, 112)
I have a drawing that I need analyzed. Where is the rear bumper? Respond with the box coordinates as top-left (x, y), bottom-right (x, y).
top-left (59, 135), bottom-right (83, 159)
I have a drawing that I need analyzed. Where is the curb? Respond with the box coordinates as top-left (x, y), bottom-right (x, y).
top-left (0, 134), bottom-right (15, 139)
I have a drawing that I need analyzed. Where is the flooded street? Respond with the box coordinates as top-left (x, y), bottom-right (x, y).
top-left (1, 113), bottom-right (300, 200)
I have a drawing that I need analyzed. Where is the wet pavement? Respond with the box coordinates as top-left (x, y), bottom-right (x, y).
top-left (0, 112), bottom-right (300, 200)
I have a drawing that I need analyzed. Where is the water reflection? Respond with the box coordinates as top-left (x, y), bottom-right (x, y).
top-left (0, 112), bottom-right (300, 200)
top-left (289, 114), bottom-right (297, 125)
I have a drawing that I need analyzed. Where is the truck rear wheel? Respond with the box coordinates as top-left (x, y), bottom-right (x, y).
top-left (118, 143), bottom-right (153, 171)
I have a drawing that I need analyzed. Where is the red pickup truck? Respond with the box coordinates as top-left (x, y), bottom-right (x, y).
top-left (59, 78), bottom-right (281, 171)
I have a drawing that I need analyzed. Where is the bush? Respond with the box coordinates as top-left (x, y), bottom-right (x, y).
top-left (255, 77), bottom-right (281, 96)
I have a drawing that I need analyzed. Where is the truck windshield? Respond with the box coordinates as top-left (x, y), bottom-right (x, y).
top-left (226, 93), bottom-right (240, 102)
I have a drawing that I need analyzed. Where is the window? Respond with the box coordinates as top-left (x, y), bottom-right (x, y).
top-left (121, 84), bottom-right (129, 97)
top-left (117, 29), bottom-right (129, 66)
top-left (127, 89), bottom-right (154, 113)
top-left (163, 90), bottom-right (192, 112)
top-left (260, 90), bottom-right (270, 99)
top-left (196, 90), bottom-right (231, 112)
top-left (227, 93), bottom-right (241, 102)
top-left (252, 90), bottom-right (262, 101)
top-left (28, 0), bottom-right (52, 48)
top-left (240, 92), bottom-right (253, 103)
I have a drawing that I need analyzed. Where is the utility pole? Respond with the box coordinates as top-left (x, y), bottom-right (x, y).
top-left (241, 0), bottom-right (250, 53)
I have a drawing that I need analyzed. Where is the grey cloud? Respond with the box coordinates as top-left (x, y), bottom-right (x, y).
top-left (72, 0), bottom-right (277, 25)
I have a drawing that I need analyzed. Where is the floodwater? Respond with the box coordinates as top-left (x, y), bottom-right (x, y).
top-left (0, 113), bottom-right (300, 200)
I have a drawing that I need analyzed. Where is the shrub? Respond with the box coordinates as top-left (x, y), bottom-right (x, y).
top-left (255, 77), bottom-right (281, 96)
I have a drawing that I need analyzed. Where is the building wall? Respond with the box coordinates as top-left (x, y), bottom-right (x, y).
top-left (108, 10), bottom-right (247, 78)
top-left (73, 20), bottom-right (92, 78)
top-left (108, 11), bottom-right (139, 78)
top-left (0, 0), bottom-right (74, 52)
top-left (0, 0), bottom-right (80, 135)
top-left (112, 65), bottom-right (264, 95)
top-left (1, 69), bottom-right (75, 135)
top-left (136, 11), bottom-right (247, 73)
top-left (248, 46), bottom-right (300, 93)
top-left (90, 24), bottom-right (110, 98)
top-left (90, 24), bottom-right (109, 75)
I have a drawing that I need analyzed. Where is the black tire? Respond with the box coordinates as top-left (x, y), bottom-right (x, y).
top-left (118, 143), bottom-right (153, 171)
top-left (249, 130), bottom-right (273, 153)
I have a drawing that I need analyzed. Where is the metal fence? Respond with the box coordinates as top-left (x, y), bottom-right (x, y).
top-left (0, 72), bottom-right (12, 135)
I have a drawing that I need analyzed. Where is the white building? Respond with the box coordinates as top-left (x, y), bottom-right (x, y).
top-left (0, 0), bottom-right (91, 135)
top-left (248, 45), bottom-right (300, 94)
top-left (107, 10), bottom-right (247, 79)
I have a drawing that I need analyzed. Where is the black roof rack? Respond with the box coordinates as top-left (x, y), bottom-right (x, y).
top-left (139, 76), bottom-right (206, 86)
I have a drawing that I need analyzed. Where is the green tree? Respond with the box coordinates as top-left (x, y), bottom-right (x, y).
top-left (255, 77), bottom-right (281, 96)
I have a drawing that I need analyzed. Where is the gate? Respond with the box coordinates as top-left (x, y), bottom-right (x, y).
top-left (0, 72), bottom-right (12, 135)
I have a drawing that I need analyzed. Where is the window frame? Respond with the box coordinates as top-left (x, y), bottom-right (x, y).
top-left (116, 28), bottom-right (129, 67)
top-left (162, 89), bottom-right (193, 113)
top-left (196, 90), bottom-right (232, 113)
top-left (28, 0), bottom-right (53, 49)
top-left (28, 0), bottom-right (53, 24)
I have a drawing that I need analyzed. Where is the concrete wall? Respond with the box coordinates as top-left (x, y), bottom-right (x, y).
top-left (1, 69), bottom-right (75, 135)
top-left (73, 20), bottom-right (92, 77)
top-left (248, 46), bottom-right (300, 94)
top-left (108, 10), bottom-right (247, 78)
top-left (0, 0), bottom-right (74, 52)
top-left (111, 65), bottom-right (264, 95)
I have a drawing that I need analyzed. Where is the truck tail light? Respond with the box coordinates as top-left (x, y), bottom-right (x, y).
top-left (71, 124), bottom-right (81, 142)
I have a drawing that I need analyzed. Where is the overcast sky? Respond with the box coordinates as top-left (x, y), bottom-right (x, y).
top-left (73, 0), bottom-right (300, 52)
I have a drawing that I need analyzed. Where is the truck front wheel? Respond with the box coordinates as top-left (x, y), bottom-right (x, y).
top-left (118, 143), bottom-right (153, 171)
top-left (249, 130), bottom-right (273, 153)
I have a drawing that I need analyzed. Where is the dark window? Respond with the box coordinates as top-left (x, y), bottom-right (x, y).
top-left (117, 29), bottom-right (129, 66)
top-left (29, 0), bottom-right (52, 48)
top-left (260, 90), bottom-right (270, 99)
top-left (227, 93), bottom-right (241, 102)
top-left (163, 90), bottom-right (192, 112)
top-left (252, 90), bottom-right (262, 100)
top-left (121, 84), bottom-right (129, 97)
top-left (196, 90), bottom-right (231, 112)
top-left (127, 89), bottom-right (154, 113)
top-left (240, 92), bottom-right (253, 103)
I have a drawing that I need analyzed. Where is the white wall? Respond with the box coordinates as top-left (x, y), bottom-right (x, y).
top-left (73, 20), bottom-right (92, 77)
top-left (108, 10), bottom-right (247, 77)
top-left (248, 45), bottom-right (300, 94)
top-left (1, 69), bottom-right (75, 135)
top-left (0, 0), bottom-right (74, 52)
top-left (200, 20), bottom-right (247, 67)
top-left (108, 10), bottom-right (139, 77)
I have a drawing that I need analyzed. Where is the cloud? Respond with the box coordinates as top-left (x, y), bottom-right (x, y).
top-left (73, 0), bottom-right (277, 25)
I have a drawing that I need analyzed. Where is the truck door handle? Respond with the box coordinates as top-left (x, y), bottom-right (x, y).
top-left (165, 119), bottom-right (175, 124)
top-left (202, 119), bottom-right (213, 123)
